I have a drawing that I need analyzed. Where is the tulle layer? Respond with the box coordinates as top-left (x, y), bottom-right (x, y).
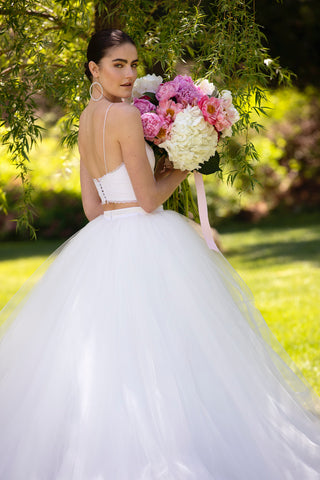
top-left (0, 207), bottom-right (320, 480)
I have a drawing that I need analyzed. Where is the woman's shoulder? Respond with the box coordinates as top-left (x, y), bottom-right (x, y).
top-left (80, 101), bottom-right (140, 123)
top-left (110, 102), bottom-right (140, 121)
top-left (108, 102), bottom-right (142, 138)
top-left (79, 102), bottom-right (142, 145)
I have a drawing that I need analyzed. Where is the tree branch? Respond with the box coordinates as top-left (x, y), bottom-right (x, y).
top-left (0, 7), bottom-right (68, 31)
top-left (0, 8), bottom-right (58, 23)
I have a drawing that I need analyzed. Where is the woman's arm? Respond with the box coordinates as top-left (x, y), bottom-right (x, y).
top-left (116, 105), bottom-right (189, 213)
top-left (80, 158), bottom-right (104, 221)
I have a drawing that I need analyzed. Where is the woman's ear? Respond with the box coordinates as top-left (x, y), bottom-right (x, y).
top-left (89, 60), bottom-right (99, 80)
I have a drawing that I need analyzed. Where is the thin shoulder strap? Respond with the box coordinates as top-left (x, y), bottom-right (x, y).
top-left (102, 102), bottom-right (113, 173)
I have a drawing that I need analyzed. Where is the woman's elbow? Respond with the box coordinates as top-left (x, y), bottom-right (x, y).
top-left (139, 197), bottom-right (160, 214)
top-left (83, 202), bottom-right (103, 221)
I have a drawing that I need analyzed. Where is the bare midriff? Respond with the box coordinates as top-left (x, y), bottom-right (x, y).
top-left (103, 201), bottom-right (140, 211)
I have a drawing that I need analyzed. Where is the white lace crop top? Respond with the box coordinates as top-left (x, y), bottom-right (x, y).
top-left (93, 103), bottom-right (155, 204)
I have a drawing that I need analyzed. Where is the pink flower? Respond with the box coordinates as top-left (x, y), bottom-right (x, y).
top-left (133, 98), bottom-right (156, 115)
top-left (173, 75), bottom-right (203, 105)
top-left (221, 102), bottom-right (240, 126)
top-left (218, 90), bottom-right (240, 131)
top-left (156, 99), bottom-right (184, 121)
top-left (154, 115), bottom-right (173, 144)
top-left (214, 113), bottom-right (231, 132)
top-left (155, 81), bottom-right (177, 102)
top-left (198, 96), bottom-right (224, 128)
top-left (141, 112), bottom-right (163, 141)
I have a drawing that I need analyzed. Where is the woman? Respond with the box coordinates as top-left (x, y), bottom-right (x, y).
top-left (0, 29), bottom-right (320, 479)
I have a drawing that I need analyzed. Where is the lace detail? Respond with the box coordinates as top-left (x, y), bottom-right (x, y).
top-left (105, 199), bottom-right (138, 204)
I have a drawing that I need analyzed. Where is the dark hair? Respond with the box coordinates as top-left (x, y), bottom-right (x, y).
top-left (84, 29), bottom-right (136, 82)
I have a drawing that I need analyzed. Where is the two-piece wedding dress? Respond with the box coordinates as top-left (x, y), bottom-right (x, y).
top-left (0, 103), bottom-right (320, 480)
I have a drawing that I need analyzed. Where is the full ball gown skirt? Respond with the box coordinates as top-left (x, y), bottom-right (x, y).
top-left (0, 206), bottom-right (320, 480)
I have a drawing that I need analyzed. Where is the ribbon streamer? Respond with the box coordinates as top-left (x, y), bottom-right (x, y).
top-left (193, 171), bottom-right (219, 252)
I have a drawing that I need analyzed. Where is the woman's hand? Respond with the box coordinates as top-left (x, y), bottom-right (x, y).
top-left (154, 154), bottom-right (174, 180)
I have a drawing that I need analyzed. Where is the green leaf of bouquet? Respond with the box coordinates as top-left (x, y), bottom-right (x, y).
top-left (197, 152), bottom-right (221, 175)
top-left (142, 92), bottom-right (157, 104)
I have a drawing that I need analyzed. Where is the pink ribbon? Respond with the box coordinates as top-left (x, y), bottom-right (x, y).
top-left (193, 171), bottom-right (219, 252)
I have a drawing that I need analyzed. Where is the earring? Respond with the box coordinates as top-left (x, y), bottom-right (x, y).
top-left (89, 81), bottom-right (104, 101)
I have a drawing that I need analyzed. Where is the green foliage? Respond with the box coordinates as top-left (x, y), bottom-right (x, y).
top-left (0, 122), bottom-right (85, 239)
top-left (0, 0), bottom-right (93, 235)
top-left (0, 0), bottom-right (291, 237)
top-left (197, 86), bottom-right (320, 224)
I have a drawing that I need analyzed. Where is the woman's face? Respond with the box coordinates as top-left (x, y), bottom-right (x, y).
top-left (89, 43), bottom-right (138, 102)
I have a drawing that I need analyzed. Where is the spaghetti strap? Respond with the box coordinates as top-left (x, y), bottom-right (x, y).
top-left (102, 102), bottom-right (113, 174)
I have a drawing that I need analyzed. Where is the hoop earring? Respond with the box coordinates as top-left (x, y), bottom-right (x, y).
top-left (89, 81), bottom-right (104, 101)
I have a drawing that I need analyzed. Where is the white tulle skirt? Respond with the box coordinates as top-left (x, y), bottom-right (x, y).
top-left (0, 206), bottom-right (320, 480)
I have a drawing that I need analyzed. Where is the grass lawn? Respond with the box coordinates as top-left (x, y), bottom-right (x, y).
top-left (219, 215), bottom-right (320, 396)
top-left (0, 216), bottom-right (319, 396)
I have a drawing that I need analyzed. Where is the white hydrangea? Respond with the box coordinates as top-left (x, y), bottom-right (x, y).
top-left (160, 106), bottom-right (218, 171)
top-left (196, 78), bottom-right (216, 96)
top-left (132, 74), bottom-right (163, 98)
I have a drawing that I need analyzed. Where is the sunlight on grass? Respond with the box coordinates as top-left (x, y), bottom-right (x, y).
top-left (221, 224), bottom-right (320, 395)
top-left (0, 241), bottom-right (62, 308)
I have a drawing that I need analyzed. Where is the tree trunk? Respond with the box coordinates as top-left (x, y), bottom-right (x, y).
top-left (94, 0), bottom-right (125, 32)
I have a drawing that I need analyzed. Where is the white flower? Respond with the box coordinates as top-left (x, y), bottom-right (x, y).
top-left (264, 58), bottom-right (273, 67)
top-left (132, 74), bottom-right (163, 98)
top-left (160, 106), bottom-right (218, 171)
top-left (196, 78), bottom-right (216, 96)
top-left (220, 89), bottom-right (233, 103)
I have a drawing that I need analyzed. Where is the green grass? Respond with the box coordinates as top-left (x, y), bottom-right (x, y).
top-left (219, 220), bottom-right (320, 395)
top-left (0, 219), bottom-right (319, 396)
top-left (0, 241), bottom-right (62, 308)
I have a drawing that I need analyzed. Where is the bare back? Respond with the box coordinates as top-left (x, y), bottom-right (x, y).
top-left (78, 100), bottom-right (124, 179)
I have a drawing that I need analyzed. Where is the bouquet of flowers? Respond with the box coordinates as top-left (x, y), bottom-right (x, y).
top-left (132, 74), bottom-right (240, 174)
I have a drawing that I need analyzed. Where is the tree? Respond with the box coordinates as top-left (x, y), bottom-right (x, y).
top-left (0, 0), bottom-right (290, 237)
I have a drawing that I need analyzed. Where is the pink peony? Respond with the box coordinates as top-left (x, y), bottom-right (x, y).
top-left (155, 81), bottom-right (177, 102)
top-left (214, 113), bottom-right (231, 132)
top-left (156, 99), bottom-right (184, 121)
top-left (141, 112), bottom-right (163, 141)
top-left (221, 102), bottom-right (240, 127)
top-left (153, 115), bottom-right (173, 145)
top-left (133, 98), bottom-right (156, 115)
top-left (173, 75), bottom-right (203, 106)
top-left (219, 90), bottom-right (240, 132)
top-left (198, 96), bottom-right (224, 128)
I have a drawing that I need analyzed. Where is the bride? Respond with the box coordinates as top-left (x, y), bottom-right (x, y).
top-left (0, 29), bottom-right (320, 480)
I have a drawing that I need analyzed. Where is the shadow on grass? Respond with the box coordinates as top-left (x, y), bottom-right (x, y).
top-left (0, 241), bottom-right (63, 262)
top-left (226, 237), bottom-right (320, 267)
top-left (219, 210), bottom-right (320, 234)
